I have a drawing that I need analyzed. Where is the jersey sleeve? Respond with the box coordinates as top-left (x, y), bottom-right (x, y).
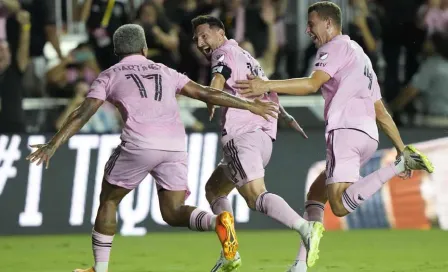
top-left (87, 71), bottom-right (111, 101)
top-left (168, 68), bottom-right (191, 94)
top-left (312, 41), bottom-right (347, 78)
top-left (210, 49), bottom-right (233, 81)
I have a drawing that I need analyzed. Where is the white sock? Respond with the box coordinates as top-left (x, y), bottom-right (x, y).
top-left (94, 262), bottom-right (108, 272)
top-left (296, 260), bottom-right (308, 271)
top-left (292, 217), bottom-right (310, 237)
top-left (394, 155), bottom-right (405, 174)
top-left (210, 215), bottom-right (217, 229)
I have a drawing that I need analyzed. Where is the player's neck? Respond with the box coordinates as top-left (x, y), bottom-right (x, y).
top-left (118, 53), bottom-right (145, 61)
top-left (328, 31), bottom-right (343, 42)
top-left (216, 37), bottom-right (228, 49)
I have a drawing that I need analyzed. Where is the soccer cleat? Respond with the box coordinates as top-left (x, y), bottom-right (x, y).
top-left (215, 211), bottom-right (239, 260)
top-left (210, 251), bottom-right (242, 272)
top-left (402, 145), bottom-right (434, 173)
top-left (301, 221), bottom-right (325, 268)
top-left (286, 260), bottom-right (307, 272)
top-left (73, 268), bottom-right (95, 272)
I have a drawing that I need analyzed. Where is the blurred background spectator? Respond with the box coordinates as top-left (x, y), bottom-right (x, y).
top-left (82, 0), bottom-right (130, 70)
top-left (134, 1), bottom-right (179, 68)
top-left (0, 9), bottom-right (29, 133)
top-left (391, 31), bottom-right (448, 128)
top-left (0, 0), bottom-right (21, 41)
top-left (0, 0), bottom-right (446, 134)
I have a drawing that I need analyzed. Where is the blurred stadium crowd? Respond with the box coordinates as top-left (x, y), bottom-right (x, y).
top-left (0, 0), bottom-right (447, 134)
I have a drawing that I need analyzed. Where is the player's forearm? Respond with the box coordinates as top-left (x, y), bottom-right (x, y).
top-left (49, 108), bottom-right (89, 148)
top-left (49, 98), bottom-right (102, 148)
top-left (377, 114), bottom-right (405, 153)
top-left (266, 78), bottom-right (319, 95)
top-left (199, 87), bottom-right (252, 110)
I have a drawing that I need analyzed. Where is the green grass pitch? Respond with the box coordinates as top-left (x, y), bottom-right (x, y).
top-left (1, 230), bottom-right (447, 271)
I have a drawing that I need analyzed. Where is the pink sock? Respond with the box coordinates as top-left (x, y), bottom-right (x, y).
top-left (189, 208), bottom-right (216, 231)
top-left (297, 201), bottom-right (325, 261)
top-left (92, 229), bottom-right (114, 263)
top-left (342, 164), bottom-right (396, 213)
top-left (255, 192), bottom-right (307, 232)
top-left (210, 196), bottom-right (233, 215)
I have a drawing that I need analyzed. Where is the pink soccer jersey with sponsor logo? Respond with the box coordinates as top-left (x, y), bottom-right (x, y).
top-left (210, 39), bottom-right (279, 145)
top-left (87, 55), bottom-right (190, 151)
top-left (312, 35), bottom-right (382, 141)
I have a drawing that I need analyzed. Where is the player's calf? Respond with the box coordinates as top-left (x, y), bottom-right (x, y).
top-left (74, 180), bottom-right (132, 272)
top-left (205, 167), bottom-right (236, 215)
top-left (293, 172), bottom-right (327, 271)
top-left (306, 171), bottom-right (328, 204)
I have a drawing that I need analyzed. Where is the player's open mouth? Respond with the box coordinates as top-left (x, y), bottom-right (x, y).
top-left (310, 34), bottom-right (318, 43)
top-left (203, 47), bottom-right (212, 55)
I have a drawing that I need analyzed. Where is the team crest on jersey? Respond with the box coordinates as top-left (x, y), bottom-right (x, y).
top-left (319, 52), bottom-right (329, 60)
top-left (215, 54), bottom-right (225, 62)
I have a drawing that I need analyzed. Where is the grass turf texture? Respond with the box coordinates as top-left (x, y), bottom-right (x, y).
top-left (1, 230), bottom-right (447, 271)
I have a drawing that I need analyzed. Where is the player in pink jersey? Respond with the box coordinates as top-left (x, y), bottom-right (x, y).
top-left (232, 2), bottom-right (435, 271)
top-left (191, 16), bottom-right (323, 272)
top-left (25, 24), bottom-right (281, 272)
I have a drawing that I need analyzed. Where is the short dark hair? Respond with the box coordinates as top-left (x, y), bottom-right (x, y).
top-left (308, 1), bottom-right (342, 28)
top-left (191, 15), bottom-right (225, 32)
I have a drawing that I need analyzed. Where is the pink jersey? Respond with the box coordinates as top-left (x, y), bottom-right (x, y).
top-left (87, 55), bottom-right (190, 151)
top-left (211, 39), bottom-right (279, 145)
top-left (312, 35), bottom-right (382, 141)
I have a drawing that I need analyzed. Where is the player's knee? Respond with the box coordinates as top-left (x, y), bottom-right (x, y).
top-left (205, 180), bottom-right (230, 204)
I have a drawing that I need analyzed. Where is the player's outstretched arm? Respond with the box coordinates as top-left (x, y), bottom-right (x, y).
top-left (374, 99), bottom-right (405, 153)
top-left (179, 81), bottom-right (279, 121)
top-left (233, 71), bottom-right (330, 97)
top-left (26, 98), bottom-right (103, 168)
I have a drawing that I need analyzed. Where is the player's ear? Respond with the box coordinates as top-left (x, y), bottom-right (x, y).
top-left (218, 28), bottom-right (225, 37)
top-left (142, 47), bottom-right (148, 57)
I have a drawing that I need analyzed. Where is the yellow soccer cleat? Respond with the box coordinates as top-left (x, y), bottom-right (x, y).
top-left (215, 211), bottom-right (239, 260)
top-left (302, 221), bottom-right (325, 268)
top-left (403, 145), bottom-right (434, 173)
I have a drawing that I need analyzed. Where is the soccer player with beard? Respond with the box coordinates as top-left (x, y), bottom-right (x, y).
top-left (191, 15), bottom-right (324, 272)
top-left (232, 2), bottom-right (434, 271)
top-left (26, 24), bottom-right (282, 272)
